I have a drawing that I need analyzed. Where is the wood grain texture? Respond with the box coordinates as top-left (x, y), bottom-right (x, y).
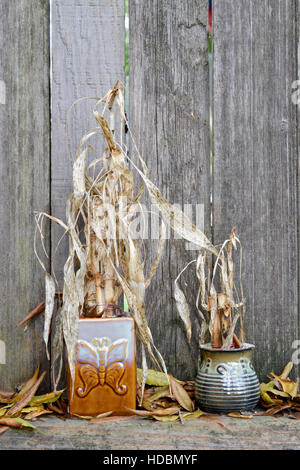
top-left (0, 1), bottom-right (50, 390)
top-left (1, 415), bottom-right (300, 450)
top-left (213, 0), bottom-right (299, 380)
top-left (129, 0), bottom-right (211, 379)
top-left (51, 0), bottom-right (125, 286)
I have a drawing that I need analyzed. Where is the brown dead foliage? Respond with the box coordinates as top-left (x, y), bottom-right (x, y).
top-left (0, 366), bottom-right (66, 433)
top-left (259, 362), bottom-right (300, 418)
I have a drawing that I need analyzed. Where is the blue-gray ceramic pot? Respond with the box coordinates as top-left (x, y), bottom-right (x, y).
top-left (195, 343), bottom-right (260, 414)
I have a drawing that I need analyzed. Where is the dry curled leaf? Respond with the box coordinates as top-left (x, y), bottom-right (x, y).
top-left (47, 403), bottom-right (65, 415)
top-left (137, 369), bottom-right (180, 387)
top-left (11, 364), bottom-right (40, 403)
top-left (25, 409), bottom-right (53, 421)
top-left (28, 390), bottom-right (64, 407)
top-left (263, 404), bottom-right (292, 416)
top-left (0, 408), bottom-right (8, 417)
top-left (174, 282), bottom-right (192, 343)
top-left (0, 417), bottom-right (37, 430)
top-left (72, 414), bottom-right (93, 420)
top-left (260, 363), bottom-right (300, 415)
top-left (227, 412), bottom-right (253, 419)
top-left (124, 406), bottom-right (180, 417)
top-left (5, 371), bottom-right (47, 417)
top-left (0, 426), bottom-right (9, 435)
top-left (152, 415), bottom-right (179, 423)
top-left (21, 406), bottom-right (45, 414)
top-left (271, 376), bottom-right (299, 399)
top-left (147, 386), bottom-right (170, 403)
top-left (94, 411), bottom-right (114, 419)
top-left (44, 272), bottom-right (56, 360)
top-left (180, 409), bottom-right (202, 420)
top-left (279, 362), bottom-right (294, 380)
top-left (0, 396), bottom-right (15, 405)
top-left (169, 375), bottom-right (194, 412)
top-left (0, 390), bottom-right (15, 400)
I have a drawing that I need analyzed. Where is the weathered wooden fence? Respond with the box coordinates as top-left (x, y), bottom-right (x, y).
top-left (0, 0), bottom-right (299, 391)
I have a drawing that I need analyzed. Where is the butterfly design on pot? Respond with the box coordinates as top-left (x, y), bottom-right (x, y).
top-left (75, 336), bottom-right (128, 397)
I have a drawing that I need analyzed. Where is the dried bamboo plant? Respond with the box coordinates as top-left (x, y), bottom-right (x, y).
top-left (35, 83), bottom-right (170, 392)
top-left (35, 83), bottom-right (246, 397)
top-left (115, 104), bottom-right (247, 352)
top-left (174, 228), bottom-right (246, 350)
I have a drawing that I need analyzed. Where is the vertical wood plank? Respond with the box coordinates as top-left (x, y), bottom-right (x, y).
top-left (129, 0), bottom-right (211, 379)
top-left (0, 1), bottom-right (50, 389)
top-left (213, 0), bottom-right (299, 379)
top-left (51, 0), bottom-right (125, 286)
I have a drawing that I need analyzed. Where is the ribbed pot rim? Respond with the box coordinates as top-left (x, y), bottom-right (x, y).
top-left (199, 342), bottom-right (255, 353)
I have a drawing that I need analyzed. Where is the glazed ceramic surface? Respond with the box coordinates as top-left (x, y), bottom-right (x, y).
top-left (195, 343), bottom-right (260, 413)
top-left (68, 317), bottom-right (136, 417)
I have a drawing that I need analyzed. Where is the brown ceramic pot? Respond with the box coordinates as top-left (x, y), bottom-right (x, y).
top-left (67, 316), bottom-right (136, 417)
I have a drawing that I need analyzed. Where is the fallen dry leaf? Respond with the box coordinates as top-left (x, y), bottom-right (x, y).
top-left (72, 413), bottom-right (93, 420)
top-left (147, 386), bottom-right (170, 403)
top-left (0, 417), bottom-right (37, 429)
top-left (272, 377), bottom-right (299, 399)
top-left (169, 375), bottom-right (194, 412)
top-left (47, 403), bottom-right (65, 415)
top-left (260, 363), bottom-right (300, 416)
top-left (11, 365), bottom-right (41, 403)
top-left (279, 362), bottom-right (294, 380)
top-left (152, 415), bottom-right (179, 422)
top-left (227, 412), bottom-right (253, 419)
top-left (0, 391), bottom-right (15, 400)
top-left (180, 409), bottom-right (203, 420)
top-left (21, 406), bottom-right (44, 414)
top-left (0, 408), bottom-right (8, 417)
top-left (5, 371), bottom-right (46, 417)
top-left (28, 390), bottom-right (64, 407)
top-left (124, 406), bottom-right (180, 417)
top-left (0, 426), bottom-right (9, 435)
top-left (152, 398), bottom-right (174, 409)
top-left (25, 409), bottom-right (53, 421)
top-left (94, 411), bottom-right (114, 419)
top-left (141, 398), bottom-right (157, 412)
top-left (264, 404), bottom-right (291, 416)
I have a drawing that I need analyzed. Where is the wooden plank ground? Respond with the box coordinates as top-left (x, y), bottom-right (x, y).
top-left (213, 0), bottom-right (299, 380)
top-left (0, 1), bottom-right (50, 391)
top-left (0, 415), bottom-right (300, 450)
top-left (129, 0), bottom-right (211, 379)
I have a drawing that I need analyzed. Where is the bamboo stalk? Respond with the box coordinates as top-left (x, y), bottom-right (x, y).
top-left (233, 333), bottom-right (242, 348)
top-left (209, 296), bottom-right (221, 348)
top-left (212, 315), bottom-right (221, 348)
top-left (90, 234), bottom-right (105, 317)
top-left (104, 255), bottom-right (116, 308)
top-left (95, 273), bottom-right (104, 316)
top-left (220, 306), bottom-right (232, 345)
